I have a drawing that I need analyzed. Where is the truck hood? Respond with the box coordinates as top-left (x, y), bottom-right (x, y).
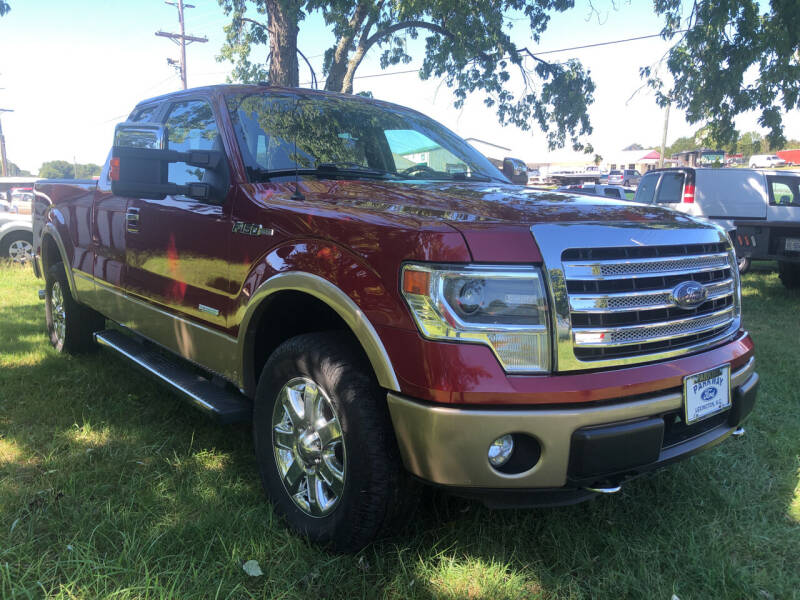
top-left (306, 179), bottom-right (701, 228)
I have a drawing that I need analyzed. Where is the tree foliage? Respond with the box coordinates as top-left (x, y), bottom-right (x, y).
top-left (646, 0), bottom-right (800, 149)
top-left (218, 0), bottom-right (596, 150)
top-left (38, 161), bottom-right (102, 179)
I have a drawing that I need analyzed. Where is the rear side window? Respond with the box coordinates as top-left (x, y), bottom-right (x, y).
top-left (768, 176), bottom-right (800, 206)
top-left (634, 174), bottom-right (658, 204)
top-left (655, 172), bottom-right (685, 204)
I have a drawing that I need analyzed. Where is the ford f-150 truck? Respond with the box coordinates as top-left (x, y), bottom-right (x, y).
top-left (32, 85), bottom-right (759, 551)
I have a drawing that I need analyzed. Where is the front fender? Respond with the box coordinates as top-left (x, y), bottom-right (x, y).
top-left (233, 240), bottom-right (408, 394)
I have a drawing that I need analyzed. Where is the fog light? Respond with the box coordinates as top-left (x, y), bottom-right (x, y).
top-left (488, 434), bottom-right (514, 467)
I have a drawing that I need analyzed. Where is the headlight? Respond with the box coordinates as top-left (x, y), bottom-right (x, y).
top-left (401, 263), bottom-right (551, 373)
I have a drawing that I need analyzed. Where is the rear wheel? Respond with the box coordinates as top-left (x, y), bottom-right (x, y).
top-left (778, 261), bottom-right (800, 289)
top-left (253, 332), bottom-right (413, 552)
top-left (1, 231), bottom-right (33, 263)
top-left (45, 262), bottom-right (105, 353)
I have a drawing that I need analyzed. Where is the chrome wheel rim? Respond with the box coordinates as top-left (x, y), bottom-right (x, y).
top-left (50, 281), bottom-right (66, 345)
top-left (9, 239), bottom-right (33, 262)
top-left (272, 377), bottom-right (346, 517)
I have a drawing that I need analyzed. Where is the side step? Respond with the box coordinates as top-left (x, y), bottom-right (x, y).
top-left (94, 329), bottom-right (251, 424)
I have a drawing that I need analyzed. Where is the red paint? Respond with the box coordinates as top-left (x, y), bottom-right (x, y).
top-left (379, 326), bottom-right (754, 405)
top-left (32, 85), bottom-right (759, 413)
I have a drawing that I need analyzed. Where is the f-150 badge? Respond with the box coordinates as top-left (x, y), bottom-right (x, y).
top-left (232, 222), bottom-right (274, 236)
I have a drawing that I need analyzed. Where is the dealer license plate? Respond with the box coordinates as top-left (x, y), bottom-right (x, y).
top-left (684, 365), bottom-right (731, 425)
top-left (785, 238), bottom-right (800, 252)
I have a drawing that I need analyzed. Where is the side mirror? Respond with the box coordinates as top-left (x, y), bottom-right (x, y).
top-left (110, 122), bottom-right (226, 203)
top-left (503, 157), bottom-right (529, 185)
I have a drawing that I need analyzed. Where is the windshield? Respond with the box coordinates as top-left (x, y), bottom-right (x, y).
top-left (225, 91), bottom-right (507, 183)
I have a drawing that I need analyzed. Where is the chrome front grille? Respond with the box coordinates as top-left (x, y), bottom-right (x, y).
top-left (562, 242), bottom-right (739, 361)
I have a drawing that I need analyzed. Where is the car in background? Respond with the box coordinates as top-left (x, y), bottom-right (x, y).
top-left (749, 154), bottom-right (787, 169)
top-left (633, 167), bottom-right (800, 273)
top-left (0, 208), bottom-right (33, 262)
top-left (608, 169), bottom-right (642, 186)
top-left (9, 187), bottom-right (34, 215)
top-left (555, 183), bottom-right (631, 200)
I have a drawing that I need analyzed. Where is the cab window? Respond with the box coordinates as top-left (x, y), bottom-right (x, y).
top-left (655, 172), bottom-right (684, 204)
top-left (634, 173), bottom-right (658, 204)
top-left (165, 99), bottom-right (223, 188)
top-left (767, 177), bottom-right (800, 206)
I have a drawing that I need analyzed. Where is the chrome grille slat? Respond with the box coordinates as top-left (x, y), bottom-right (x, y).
top-left (563, 252), bottom-right (730, 280)
top-left (573, 307), bottom-right (736, 347)
top-left (569, 279), bottom-right (735, 313)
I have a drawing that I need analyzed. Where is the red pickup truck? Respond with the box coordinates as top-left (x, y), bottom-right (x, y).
top-left (32, 85), bottom-right (758, 551)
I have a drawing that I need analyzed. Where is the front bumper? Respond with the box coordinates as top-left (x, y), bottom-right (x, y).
top-left (387, 357), bottom-right (758, 494)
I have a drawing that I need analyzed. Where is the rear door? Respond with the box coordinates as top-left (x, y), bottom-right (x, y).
top-left (124, 96), bottom-right (234, 340)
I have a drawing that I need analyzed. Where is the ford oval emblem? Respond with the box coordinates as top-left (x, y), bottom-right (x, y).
top-left (671, 281), bottom-right (708, 309)
top-left (701, 387), bottom-right (718, 402)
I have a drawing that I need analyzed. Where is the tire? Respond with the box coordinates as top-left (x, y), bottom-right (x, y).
top-left (0, 230), bottom-right (33, 263)
top-left (737, 256), bottom-right (751, 275)
top-left (778, 261), bottom-right (800, 289)
top-left (253, 332), bottom-right (413, 552)
top-left (45, 262), bottom-right (105, 353)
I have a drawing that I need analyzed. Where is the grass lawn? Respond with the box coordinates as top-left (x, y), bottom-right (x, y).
top-left (1, 262), bottom-right (798, 599)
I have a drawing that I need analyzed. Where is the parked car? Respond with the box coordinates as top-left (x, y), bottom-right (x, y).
top-left (749, 154), bottom-right (787, 169)
top-left (32, 85), bottom-right (758, 551)
top-left (733, 174), bottom-right (800, 289)
top-left (608, 169), bottom-right (642, 186)
top-left (555, 183), bottom-right (630, 200)
top-left (632, 167), bottom-right (798, 273)
top-left (0, 209), bottom-right (33, 262)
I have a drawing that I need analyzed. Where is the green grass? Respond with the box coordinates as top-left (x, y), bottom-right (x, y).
top-left (1, 262), bottom-right (798, 599)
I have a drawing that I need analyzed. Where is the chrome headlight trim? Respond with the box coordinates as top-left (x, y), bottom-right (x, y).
top-left (400, 263), bottom-right (551, 373)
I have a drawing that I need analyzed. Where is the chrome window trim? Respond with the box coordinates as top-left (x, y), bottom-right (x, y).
top-left (530, 222), bottom-right (742, 372)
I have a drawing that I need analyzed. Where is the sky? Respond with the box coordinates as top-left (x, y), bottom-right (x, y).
top-left (0, 0), bottom-right (797, 174)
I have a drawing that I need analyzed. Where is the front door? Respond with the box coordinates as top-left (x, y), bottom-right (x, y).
top-left (123, 97), bottom-right (235, 357)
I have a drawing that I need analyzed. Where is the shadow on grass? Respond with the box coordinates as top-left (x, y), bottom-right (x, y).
top-left (0, 270), bottom-right (798, 598)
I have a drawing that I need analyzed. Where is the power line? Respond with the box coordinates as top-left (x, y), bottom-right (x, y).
top-left (299, 29), bottom-right (686, 87)
top-left (156, 0), bottom-right (208, 90)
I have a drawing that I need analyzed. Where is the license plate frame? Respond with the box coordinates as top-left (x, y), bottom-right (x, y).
top-left (784, 238), bottom-right (800, 252)
top-left (683, 365), bottom-right (731, 425)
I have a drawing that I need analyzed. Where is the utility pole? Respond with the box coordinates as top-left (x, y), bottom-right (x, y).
top-left (156, 0), bottom-right (207, 90)
top-left (659, 102), bottom-right (671, 169)
top-left (0, 108), bottom-right (13, 177)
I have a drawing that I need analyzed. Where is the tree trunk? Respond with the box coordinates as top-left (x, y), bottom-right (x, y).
top-left (267, 0), bottom-right (299, 87)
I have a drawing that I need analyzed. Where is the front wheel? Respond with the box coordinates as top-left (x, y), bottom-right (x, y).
top-left (1, 231), bottom-right (33, 263)
top-left (253, 332), bottom-right (413, 552)
top-left (737, 256), bottom-right (751, 274)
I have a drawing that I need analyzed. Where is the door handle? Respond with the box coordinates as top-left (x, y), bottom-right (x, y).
top-left (126, 208), bottom-right (140, 233)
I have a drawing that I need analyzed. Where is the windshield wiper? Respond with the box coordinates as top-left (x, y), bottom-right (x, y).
top-left (247, 163), bottom-right (400, 182)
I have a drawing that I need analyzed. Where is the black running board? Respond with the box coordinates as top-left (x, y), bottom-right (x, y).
top-left (94, 329), bottom-right (251, 424)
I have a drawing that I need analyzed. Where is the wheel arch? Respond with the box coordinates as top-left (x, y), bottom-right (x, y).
top-left (238, 271), bottom-right (401, 398)
top-left (40, 224), bottom-right (77, 296)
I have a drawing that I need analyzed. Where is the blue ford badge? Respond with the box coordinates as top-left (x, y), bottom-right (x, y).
top-left (671, 281), bottom-right (708, 309)
top-left (701, 387), bottom-right (718, 402)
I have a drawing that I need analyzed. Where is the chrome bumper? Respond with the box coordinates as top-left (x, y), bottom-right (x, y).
top-left (387, 357), bottom-right (757, 489)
